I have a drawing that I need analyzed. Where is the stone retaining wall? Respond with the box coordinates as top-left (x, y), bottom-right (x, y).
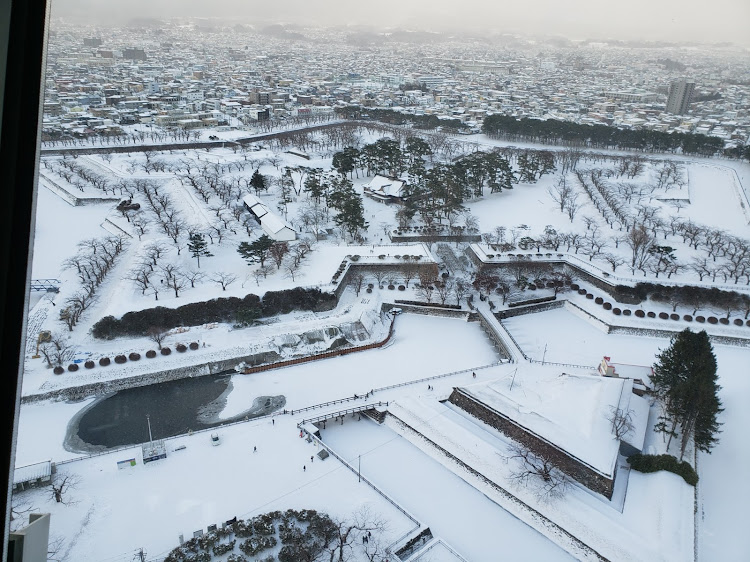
top-left (23, 321), bottom-right (394, 404)
top-left (448, 388), bottom-right (615, 498)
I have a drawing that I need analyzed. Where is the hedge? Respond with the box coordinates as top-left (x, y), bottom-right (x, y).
top-left (92, 287), bottom-right (337, 339)
top-left (627, 454), bottom-right (698, 486)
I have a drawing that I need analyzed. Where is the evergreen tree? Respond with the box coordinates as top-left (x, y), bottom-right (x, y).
top-left (250, 170), bottom-right (267, 194)
top-left (187, 233), bottom-right (212, 268)
top-left (237, 234), bottom-right (274, 267)
top-left (651, 329), bottom-right (723, 460)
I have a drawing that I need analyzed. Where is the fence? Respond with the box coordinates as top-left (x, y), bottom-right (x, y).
top-left (29, 279), bottom-right (60, 292)
top-left (298, 425), bottom-right (421, 555)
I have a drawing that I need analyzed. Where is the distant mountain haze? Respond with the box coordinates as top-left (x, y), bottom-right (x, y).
top-left (51, 0), bottom-right (750, 47)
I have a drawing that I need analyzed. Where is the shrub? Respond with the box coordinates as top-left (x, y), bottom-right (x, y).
top-left (99, 357), bottom-right (111, 366)
top-left (708, 316), bottom-right (718, 324)
top-left (394, 255), bottom-right (401, 259)
top-left (577, 288), bottom-right (587, 295)
top-left (684, 315), bottom-right (693, 322)
top-left (67, 363), bottom-right (78, 372)
top-left (570, 283), bottom-right (579, 291)
top-left (734, 318), bottom-right (744, 326)
top-left (378, 255), bottom-right (386, 259)
top-left (176, 344), bottom-right (187, 353)
top-left (746, 319), bottom-right (750, 327)
top-left (388, 284), bottom-right (395, 290)
top-left (627, 454), bottom-right (698, 486)
top-left (146, 350), bottom-right (157, 358)
top-left (595, 297), bottom-right (604, 305)
top-left (161, 347), bottom-right (172, 355)
top-left (398, 285), bottom-right (405, 291)
top-left (527, 284), bottom-right (536, 290)
top-left (129, 352), bottom-right (141, 361)
top-left (622, 309), bottom-right (631, 316)
top-left (586, 293), bottom-right (594, 299)
top-left (696, 316), bottom-right (705, 323)
top-left (635, 310), bottom-right (645, 318)
top-left (719, 317), bottom-right (729, 325)
top-left (114, 355), bottom-right (127, 364)
top-left (647, 311), bottom-right (656, 318)
top-left (659, 312), bottom-right (669, 320)
top-left (367, 283), bottom-right (374, 289)
top-left (350, 255), bottom-right (360, 261)
top-left (53, 366), bottom-right (64, 375)
top-left (603, 302), bottom-right (612, 310)
top-left (612, 308), bottom-right (621, 315)
top-left (190, 342), bottom-right (199, 350)
top-left (84, 360), bottom-right (95, 369)
top-left (366, 288), bottom-right (372, 293)
top-left (670, 313), bottom-right (680, 321)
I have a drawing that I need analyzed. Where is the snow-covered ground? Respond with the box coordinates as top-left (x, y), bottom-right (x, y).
top-left (15, 130), bottom-right (750, 561)
top-left (503, 307), bottom-right (750, 561)
top-left (322, 417), bottom-right (576, 562)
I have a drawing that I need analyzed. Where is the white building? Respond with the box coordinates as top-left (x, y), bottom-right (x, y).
top-left (242, 194), bottom-right (297, 241)
top-left (362, 175), bottom-right (406, 203)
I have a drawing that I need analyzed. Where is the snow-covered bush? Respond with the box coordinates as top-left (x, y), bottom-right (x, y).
top-left (53, 366), bottom-right (64, 375)
top-left (129, 352), bottom-right (141, 361)
top-left (99, 357), bottom-right (110, 366)
top-left (146, 350), bottom-right (157, 358)
top-left (67, 363), bottom-right (78, 372)
top-left (161, 347), bottom-right (172, 355)
top-left (114, 355), bottom-right (127, 364)
top-left (190, 342), bottom-right (199, 350)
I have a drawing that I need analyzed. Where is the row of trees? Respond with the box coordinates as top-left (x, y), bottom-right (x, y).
top-left (483, 114), bottom-right (727, 156)
top-left (92, 287), bottom-right (337, 339)
top-left (60, 236), bottom-right (127, 331)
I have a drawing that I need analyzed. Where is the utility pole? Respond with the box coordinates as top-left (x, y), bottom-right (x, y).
top-left (135, 548), bottom-right (146, 562)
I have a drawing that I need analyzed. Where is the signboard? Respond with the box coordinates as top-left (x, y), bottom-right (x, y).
top-left (117, 458), bottom-right (136, 469)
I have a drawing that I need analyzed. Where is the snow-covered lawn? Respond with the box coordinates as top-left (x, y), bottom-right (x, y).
top-left (322, 417), bottom-right (575, 562)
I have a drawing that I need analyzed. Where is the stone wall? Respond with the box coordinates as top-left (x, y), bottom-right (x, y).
top-left (448, 388), bottom-right (615, 498)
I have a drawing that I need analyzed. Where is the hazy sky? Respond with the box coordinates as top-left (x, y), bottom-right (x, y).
top-left (52, 0), bottom-right (750, 46)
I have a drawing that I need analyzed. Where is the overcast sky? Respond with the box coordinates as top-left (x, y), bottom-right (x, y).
top-left (51, 0), bottom-right (750, 46)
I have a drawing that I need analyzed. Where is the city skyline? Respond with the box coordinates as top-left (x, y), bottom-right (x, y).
top-left (51, 0), bottom-right (750, 47)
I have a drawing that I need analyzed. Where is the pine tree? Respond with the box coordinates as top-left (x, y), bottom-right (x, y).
top-left (651, 329), bottom-right (722, 460)
top-left (237, 234), bottom-right (274, 267)
top-left (250, 170), bottom-right (267, 194)
top-left (187, 233), bottom-right (212, 268)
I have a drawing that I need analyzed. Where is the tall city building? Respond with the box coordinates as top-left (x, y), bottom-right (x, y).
top-left (665, 80), bottom-right (695, 114)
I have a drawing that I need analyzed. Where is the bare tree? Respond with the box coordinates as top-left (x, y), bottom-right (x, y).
top-left (506, 442), bottom-right (570, 502)
top-left (269, 241), bottom-right (289, 269)
top-left (320, 506), bottom-right (386, 562)
top-left (39, 333), bottom-right (75, 368)
top-left (452, 278), bottom-right (469, 305)
top-left (210, 272), bottom-right (237, 291)
top-left (283, 257), bottom-right (301, 282)
top-left (184, 269), bottom-right (206, 288)
top-left (146, 326), bottom-right (169, 350)
top-left (402, 262), bottom-right (420, 288)
top-left (349, 272), bottom-right (366, 296)
top-left (607, 406), bottom-right (635, 440)
top-left (602, 253), bottom-right (626, 272)
top-left (50, 473), bottom-right (80, 505)
top-left (434, 279), bottom-right (453, 305)
top-left (626, 224), bottom-right (655, 274)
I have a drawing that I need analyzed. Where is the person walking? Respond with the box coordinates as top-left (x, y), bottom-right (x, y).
top-left (311, 455), bottom-right (314, 463)
top-left (472, 372), bottom-right (476, 379)
top-left (253, 446), bottom-right (257, 453)
top-left (303, 465), bottom-right (306, 472)
top-left (272, 418), bottom-right (274, 425)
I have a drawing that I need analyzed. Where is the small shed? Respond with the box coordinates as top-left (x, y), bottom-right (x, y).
top-left (242, 194), bottom-right (296, 241)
